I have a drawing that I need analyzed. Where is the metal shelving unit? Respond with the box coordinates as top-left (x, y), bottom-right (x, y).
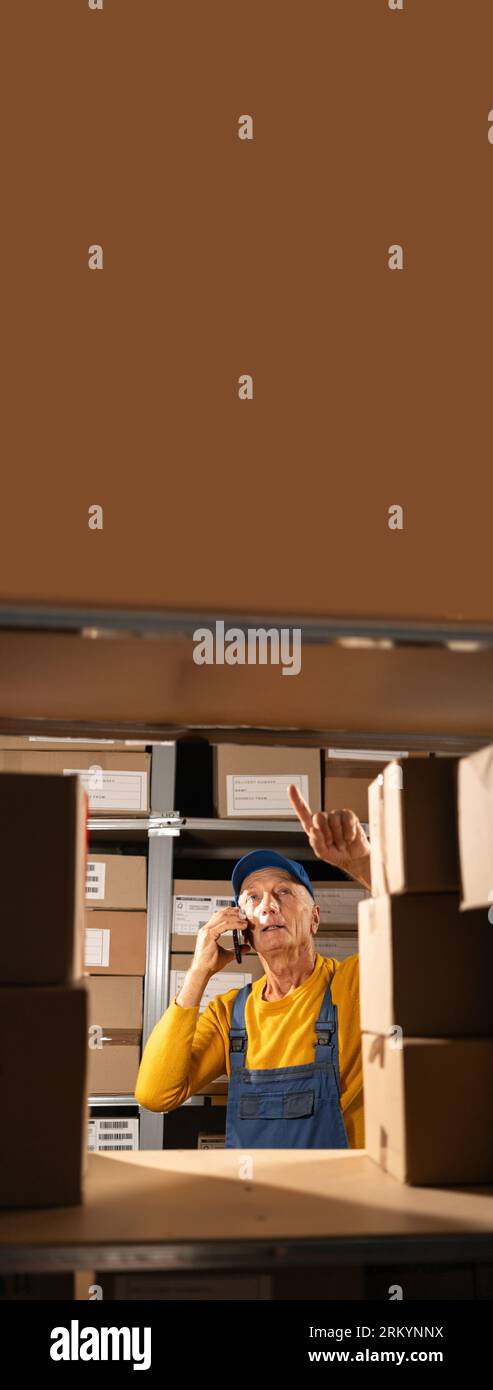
top-left (87, 732), bottom-right (485, 1150)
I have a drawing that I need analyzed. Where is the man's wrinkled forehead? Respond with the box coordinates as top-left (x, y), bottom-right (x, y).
top-left (239, 867), bottom-right (300, 896)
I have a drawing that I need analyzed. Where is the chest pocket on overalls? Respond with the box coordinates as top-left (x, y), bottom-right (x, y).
top-left (240, 1091), bottom-right (315, 1120)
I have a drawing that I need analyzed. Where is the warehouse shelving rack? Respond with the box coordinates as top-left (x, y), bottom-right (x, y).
top-left (88, 740), bottom-right (340, 1149)
top-left (87, 732), bottom-right (489, 1151)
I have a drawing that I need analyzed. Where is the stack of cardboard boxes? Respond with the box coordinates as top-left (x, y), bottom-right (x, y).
top-left (0, 737), bottom-right (152, 1147)
top-left (359, 749), bottom-right (493, 1185)
top-left (85, 852), bottom-right (147, 1107)
top-left (0, 772), bottom-right (89, 1207)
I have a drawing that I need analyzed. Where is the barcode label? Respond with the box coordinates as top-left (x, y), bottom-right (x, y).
top-left (88, 1116), bottom-right (139, 1151)
top-left (99, 1143), bottom-right (134, 1150)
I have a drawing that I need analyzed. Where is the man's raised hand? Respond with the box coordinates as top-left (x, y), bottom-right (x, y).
top-left (287, 783), bottom-right (371, 878)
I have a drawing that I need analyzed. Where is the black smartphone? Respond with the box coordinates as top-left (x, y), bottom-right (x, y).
top-left (233, 908), bottom-right (249, 964)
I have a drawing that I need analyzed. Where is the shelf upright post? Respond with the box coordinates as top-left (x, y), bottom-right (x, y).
top-left (139, 742), bottom-right (177, 1150)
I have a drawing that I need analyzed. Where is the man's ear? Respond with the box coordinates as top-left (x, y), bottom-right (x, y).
top-left (311, 904), bottom-right (320, 935)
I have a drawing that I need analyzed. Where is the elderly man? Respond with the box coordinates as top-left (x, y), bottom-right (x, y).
top-left (135, 785), bottom-right (371, 1148)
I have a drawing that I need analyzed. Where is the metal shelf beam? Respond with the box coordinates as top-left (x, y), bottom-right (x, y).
top-left (0, 600), bottom-right (492, 645)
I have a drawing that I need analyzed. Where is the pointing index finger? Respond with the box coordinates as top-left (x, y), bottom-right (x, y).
top-left (287, 782), bottom-right (314, 832)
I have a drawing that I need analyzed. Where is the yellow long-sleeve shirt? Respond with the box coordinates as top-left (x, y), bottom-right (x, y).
top-left (135, 951), bottom-right (365, 1147)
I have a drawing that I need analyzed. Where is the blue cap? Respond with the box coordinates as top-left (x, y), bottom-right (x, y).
top-left (231, 849), bottom-right (315, 904)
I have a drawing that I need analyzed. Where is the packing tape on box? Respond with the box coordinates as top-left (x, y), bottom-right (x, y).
top-left (99, 1029), bottom-right (142, 1046)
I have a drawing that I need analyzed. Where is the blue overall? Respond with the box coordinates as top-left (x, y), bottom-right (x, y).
top-left (224, 978), bottom-right (350, 1149)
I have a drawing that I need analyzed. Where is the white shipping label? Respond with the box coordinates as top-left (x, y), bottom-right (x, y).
top-left (315, 885), bottom-right (370, 926)
top-left (198, 1135), bottom-right (227, 1149)
top-left (226, 772), bottom-right (309, 816)
top-left (63, 768), bottom-right (147, 811)
top-left (327, 748), bottom-right (409, 761)
top-left (172, 894), bottom-right (234, 934)
top-left (85, 860), bottom-right (106, 901)
top-left (29, 737), bottom-right (119, 744)
top-left (88, 1117), bottom-right (139, 1151)
top-left (85, 926), bottom-right (110, 968)
top-left (170, 970), bottom-right (252, 1014)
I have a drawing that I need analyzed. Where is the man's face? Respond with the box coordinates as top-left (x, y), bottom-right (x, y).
top-left (237, 867), bottom-right (320, 956)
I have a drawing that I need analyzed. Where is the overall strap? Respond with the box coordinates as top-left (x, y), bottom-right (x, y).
top-left (313, 978), bottom-right (341, 1079)
top-left (229, 983), bottom-right (252, 1071)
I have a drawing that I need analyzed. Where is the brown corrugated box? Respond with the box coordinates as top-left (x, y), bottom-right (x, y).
top-left (84, 911), bottom-right (147, 975)
top-left (88, 1045), bottom-right (141, 1095)
top-left (324, 774), bottom-right (372, 822)
top-left (85, 853), bottom-right (147, 909)
top-left (324, 748), bottom-right (429, 779)
top-left (312, 881), bottom-right (370, 929)
top-left (457, 743), bottom-right (493, 910)
top-left (169, 952), bottom-right (265, 986)
top-left (323, 750), bottom-right (429, 822)
top-left (358, 893), bottom-right (493, 1036)
top-left (0, 983), bottom-right (89, 1207)
top-left (314, 933), bottom-right (358, 961)
top-left (0, 750), bottom-right (150, 814)
top-left (1, 635), bottom-right (492, 737)
top-left (87, 976), bottom-right (143, 1094)
top-left (213, 744), bottom-right (321, 818)
top-left (172, 878), bottom-right (234, 951)
top-left (0, 771), bottom-right (87, 985)
top-left (368, 757), bottom-right (460, 894)
top-left (362, 1032), bottom-right (493, 1185)
top-left (0, 737), bottom-right (148, 750)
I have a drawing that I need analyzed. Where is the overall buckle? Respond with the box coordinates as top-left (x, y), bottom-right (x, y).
top-left (315, 1021), bottom-right (335, 1046)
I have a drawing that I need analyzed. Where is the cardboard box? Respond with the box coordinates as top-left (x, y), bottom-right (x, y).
top-left (0, 772), bottom-right (87, 985)
top-left (312, 881), bottom-right (370, 928)
top-left (213, 744), bottom-right (322, 818)
top-left (88, 1045), bottom-right (141, 1095)
top-left (457, 743), bottom-right (493, 909)
top-left (169, 954), bottom-right (265, 1005)
top-left (172, 879), bottom-right (234, 950)
top-left (0, 984), bottom-right (88, 1207)
top-left (84, 911), bottom-right (147, 975)
top-left (324, 774), bottom-right (372, 823)
top-left (323, 750), bottom-right (429, 822)
top-left (368, 757), bottom-right (460, 895)
top-left (0, 750), bottom-right (150, 814)
top-left (315, 933), bottom-right (358, 961)
top-left (0, 737), bottom-right (148, 750)
top-left (362, 1032), bottom-right (493, 1185)
top-left (85, 853), bottom-right (147, 909)
top-left (86, 976), bottom-right (143, 1095)
top-left (358, 894), bottom-right (493, 1036)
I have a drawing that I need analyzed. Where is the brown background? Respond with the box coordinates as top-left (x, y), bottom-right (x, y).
top-left (0, 0), bottom-right (491, 623)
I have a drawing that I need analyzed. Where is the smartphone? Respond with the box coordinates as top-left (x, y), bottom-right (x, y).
top-left (233, 907), bottom-right (249, 964)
